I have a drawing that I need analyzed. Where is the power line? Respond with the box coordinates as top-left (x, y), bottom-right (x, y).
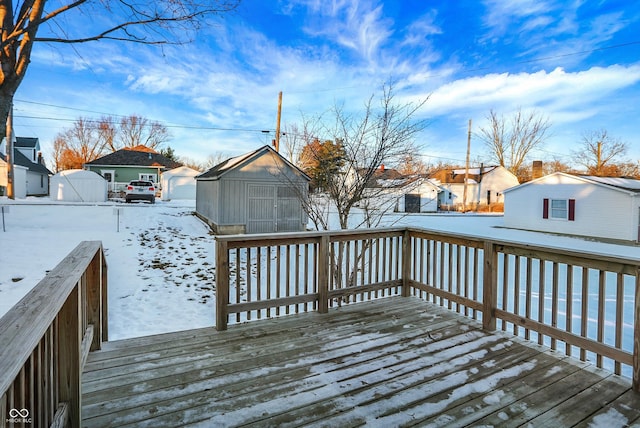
top-left (13, 113), bottom-right (275, 134)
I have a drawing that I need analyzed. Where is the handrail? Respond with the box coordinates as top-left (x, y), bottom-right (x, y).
top-left (0, 241), bottom-right (107, 428)
top-left (215, 226), bottom-right (640, 392)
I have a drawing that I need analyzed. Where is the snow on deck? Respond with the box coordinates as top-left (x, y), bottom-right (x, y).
top-left (81, 297), bottom-right (640, 427)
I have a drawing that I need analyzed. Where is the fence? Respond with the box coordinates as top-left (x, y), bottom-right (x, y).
top-left (0, 241), bottom-right (107, 428)
top-left (215, 227), bottom-right (640, 391)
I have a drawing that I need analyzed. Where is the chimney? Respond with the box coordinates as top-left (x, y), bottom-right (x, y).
top-left (380, 164), bottom-right (385, 171)
top-left (532, 160), bottom-right (543, 179)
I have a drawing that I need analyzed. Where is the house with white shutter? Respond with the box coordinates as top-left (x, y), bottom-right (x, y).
top-left (503, 172), bottom-right (640, 242)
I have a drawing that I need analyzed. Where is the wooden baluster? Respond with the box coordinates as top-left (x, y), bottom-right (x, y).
top-left (482, 241), bottom-right (498, 331)
top-left (215, 240), bottom-right (229, 331)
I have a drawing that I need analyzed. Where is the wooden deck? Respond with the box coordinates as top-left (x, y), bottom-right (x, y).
top-left (81, 297), bottom-right (640, 427)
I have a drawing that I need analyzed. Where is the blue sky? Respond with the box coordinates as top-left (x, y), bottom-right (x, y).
top-left (13, 0), bottom-right (640, 168)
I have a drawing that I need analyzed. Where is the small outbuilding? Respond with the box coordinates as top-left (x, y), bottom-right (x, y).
top-left (503, 172), bottom-right (640, 242)
top-left (196, 145), bottom-right (310, 234)
top-left (161, 166), bottom-right (199, 201)
top-left (399, 178), bottom-right (447, 213)
top-left (50, 169), bottom-right (107, 202)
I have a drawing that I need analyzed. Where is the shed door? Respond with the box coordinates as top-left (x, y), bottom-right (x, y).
top-left (405, 194), bottom-right (421, 213)
top-left (277, 186), bottom-right (303, 232)
top-left (247, 184), bottom-right (276, 234)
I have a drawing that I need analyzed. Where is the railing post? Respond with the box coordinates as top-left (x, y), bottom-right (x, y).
top-left (57, 286), bottom-right (81, 428)
top-left (633, 268), bottom-right (640, 392)
top-left (318, 235), bottom-right (330, 314)
top-left (101, 252), bottom-right (109, 342)
top-left (86, 248), bottom-right (103, 351)
top-left (402, 229), bottom-right (411, 297)
top-left (482, 241), bottom-right (498, 331)
top-left (216, 240), bottom-right (229, 331)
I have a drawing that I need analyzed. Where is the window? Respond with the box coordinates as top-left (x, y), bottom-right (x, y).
top-left (550, 199), bottom-right (567, 219)
top-left (139, 173), bottom-right (157, 183)
top-left (101, 170), bottom-right (115, 183)
top-left (543, 198), bottom-right (575, 221)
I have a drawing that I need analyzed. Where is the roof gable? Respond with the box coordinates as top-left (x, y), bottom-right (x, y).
top-left (85, 147), bottom-right (181, 169)
top-left (197, 145), bottom-right (310, 181)
top-left (428, 165), bottom-right (505, 184)
top-left (503, 172), bottom-right (640, 195)
top-left (14, 137), bottom-right (40, 150)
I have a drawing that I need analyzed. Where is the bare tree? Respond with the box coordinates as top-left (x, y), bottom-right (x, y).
top-left (296, 83), bottom-right (428, 230)
top-left (396, 153), bottom-right (428, 175)
top-left (52, 114), bottom-right (172, 170)
top-left (204, 152), bottom-right (233, 170)
top-left (280, 123), bottom-right (300, 164)
top-left (572, 129), bottom-right (629, 176)
top-left (0, 0), bottom-right (239, 139)
top-left (52, 118), bottom-right (110, 170)
top-left (115, 115), bottom-right (171, 150)
top-left (477, 108), bottom-right (551, 174)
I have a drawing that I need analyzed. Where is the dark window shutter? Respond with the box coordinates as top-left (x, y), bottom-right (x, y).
top-left (568, 199), bottom-right (576, 221)
top-left (543, 198), bottom-right (549, 219)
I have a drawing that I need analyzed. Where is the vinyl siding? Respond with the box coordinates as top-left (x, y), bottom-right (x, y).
top-left (504, 174), bottom-right (639, 241)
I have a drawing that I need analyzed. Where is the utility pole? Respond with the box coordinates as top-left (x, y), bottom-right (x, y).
top-left (5, 103), bottom-right (14, 199)
top-left (462, 119), bottom-right (472, 212)
top-left (274, 91), bottom-right (282, 152)
top-left (596, 141), bottom-right (602, 175)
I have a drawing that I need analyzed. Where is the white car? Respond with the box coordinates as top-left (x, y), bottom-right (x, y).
top-left (125, 180), bottom-right (156, 204)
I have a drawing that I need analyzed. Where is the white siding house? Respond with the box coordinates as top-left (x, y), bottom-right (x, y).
top-left (390, 178), bottom-right (447, 213)
top-left (431, 165), bottom-right (519, 209)
top-left (503, 172), bottom-right (640, 242)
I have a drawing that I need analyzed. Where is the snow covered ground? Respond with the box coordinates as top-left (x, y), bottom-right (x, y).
top-left (0, 198), bottom-right (215, 340)
top-left (1, 197), bottom-right (639, 342)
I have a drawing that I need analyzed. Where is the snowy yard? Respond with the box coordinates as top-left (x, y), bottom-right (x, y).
top-left (1, 197), bottom-right (640, 341)
top-left (0, 199), bottom-right (216, 340)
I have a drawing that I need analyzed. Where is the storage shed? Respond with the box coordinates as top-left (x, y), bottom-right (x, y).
top-left (503, 172), bottom-right (640, 242)
top-left (50, 169), bottom-right (107, 202)
top-left (196, 145), bottom-right (310, 234)
top-left (161, 166), bottom-right (199, 201)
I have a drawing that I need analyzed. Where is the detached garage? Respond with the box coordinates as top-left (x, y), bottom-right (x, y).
top-left (503, 172), bottom-right (640, 242)
top-left (50, 169), bottom-right (107, 202)
top-left (196, 145), bottom-right (310, 234)
top-left (161, 166), bottom-right (199, 201)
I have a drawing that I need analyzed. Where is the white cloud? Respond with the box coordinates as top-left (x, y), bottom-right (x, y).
top-left (424, 65), bottom-right (640, 118)
top-left (284, 0), bottom-right (394, 63)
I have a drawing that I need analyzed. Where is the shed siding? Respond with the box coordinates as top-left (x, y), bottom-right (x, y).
top-left (504, 175), bottom-right (638, 241)
top-left (196, 180), bottom-right (219, 223)
top-left (220, 179), bottom-right (248, 224)
top-left (195, 148), bottom-right (309, 234)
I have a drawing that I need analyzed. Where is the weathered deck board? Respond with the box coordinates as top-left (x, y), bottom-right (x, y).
top-left (82, 297), bottom-right (640, 427)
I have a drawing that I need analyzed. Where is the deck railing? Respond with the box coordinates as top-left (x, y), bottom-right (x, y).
top-left (0, 241), bottom-right (107, 428)
top-left (216, 227), bottom-right (640, 391)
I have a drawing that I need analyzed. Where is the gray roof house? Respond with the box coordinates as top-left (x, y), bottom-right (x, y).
top-left (196, 145), bottom-right (310, 234)
top-left (84, 146), bottom-right (181, 192)
top-left (0, 137), bottom-right (52, 197)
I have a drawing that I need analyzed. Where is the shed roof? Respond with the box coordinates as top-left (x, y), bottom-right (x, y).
top-left (197, 145), bottom-right (310, 181)
top-left (85, 147), bottom-right (181, 169)
top-left (53, 169), bottom-right (106, 180)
